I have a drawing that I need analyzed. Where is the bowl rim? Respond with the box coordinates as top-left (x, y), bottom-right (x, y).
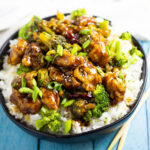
top-left (0, 13), bottom-right (147, 139)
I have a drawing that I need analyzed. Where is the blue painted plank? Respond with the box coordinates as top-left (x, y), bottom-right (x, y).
top-left (146, 99), bottom-right (150, 150)
top-left (0, 105), bottom-right (38, 150)
top-left (123, 104), bottom-right (148, 150)
top-left (94, 130), bottom-right (119, 150)
top-left (142, 41), bottom-right (150, 150)
top-left (39, 140), bottom-right (93, 150)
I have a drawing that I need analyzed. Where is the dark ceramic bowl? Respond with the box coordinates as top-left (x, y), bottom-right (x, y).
top-left (0, 14), bottom-right (147, 143)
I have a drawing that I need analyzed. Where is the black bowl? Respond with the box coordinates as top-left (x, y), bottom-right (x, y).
top-left (0, 14), bottom-right (147, 143)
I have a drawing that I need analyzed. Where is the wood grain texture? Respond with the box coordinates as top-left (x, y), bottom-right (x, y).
top-left (122, 104), bottom-right (148, 150)
top-left (147, 99), bottom-right (150, 150)
top-left (39, 140), bottom-right (93, 150)
top-left (94, 130), bottom-right (119, 150)
top-left (0, 105), bottom-right (38, 150)
top-left (142, 41), bottom-right (150, 150)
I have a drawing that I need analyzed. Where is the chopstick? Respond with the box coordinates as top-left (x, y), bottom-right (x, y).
top-left (108, 86), bottom-right (150, 150)
top-left (108, 48), bottom-right (150, 150)
top-left (117, 122), bottom-right (130, 150)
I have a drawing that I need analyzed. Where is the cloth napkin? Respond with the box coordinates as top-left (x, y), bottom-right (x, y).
top-left (0, 0), bottom-right (150, 47)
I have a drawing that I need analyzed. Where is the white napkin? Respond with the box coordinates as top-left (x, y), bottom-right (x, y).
top-left (0, 0), bottom-right (150, 47)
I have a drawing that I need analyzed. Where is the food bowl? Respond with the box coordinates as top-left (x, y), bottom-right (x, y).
top-left (0, 14), bottom-right (147, 143)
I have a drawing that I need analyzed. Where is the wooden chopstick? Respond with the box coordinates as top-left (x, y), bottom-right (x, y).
top-left (108, 86), bottom-right (150, 150)
top-left (108, 48), bottom-right (150, 150)
top-left (117, 121), bottom-right (130, 150)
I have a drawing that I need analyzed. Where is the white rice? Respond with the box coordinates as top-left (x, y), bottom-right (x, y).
top-left (0, 29), bottom-right (143, 134)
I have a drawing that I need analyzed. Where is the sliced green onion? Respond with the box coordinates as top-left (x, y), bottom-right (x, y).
top-left (19, 87), bottom-right (33, 94)
top-left (96, 67), bottom-right (105, 77)
top-left (71, 46), bottom-right (78, 55)
top-left (64, 119), bottom-right (72, 135)
top-left (57, 45), bottom-right (63, 56)
top-left (45, 56), bottom-right (53, 67)
top-left (78, 52), bottom-right (87, 57)
top-left (21, 77), bottom-right (26, 87)
top-left (32, 79), bottom-right (37, 87)
top-left (32, 79), bottom-right (43, 102)
top-left (17, 64), bottom-right (31, 75)
top-left (63, 99), bottom-right (75, 107)
top-left (12, 82), bottom-right (17, 88)
top-left (80, 29), bottom-right (91, 35)
top-left (47, 82), bottom-right (62, 92)
top-left (45, 56), bottom-right (53, 62)
top-left (32, 86), bottom-right (39, 102)
top-left (82, 40), bottom-right (90, 49)
top-left (39, 89), bottom-right (43, 98)
top-left (61, 97), bottom-right (67, 105)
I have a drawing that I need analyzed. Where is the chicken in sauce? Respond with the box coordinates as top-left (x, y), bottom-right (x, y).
top-left (7, 8), bottom-right (143, 134)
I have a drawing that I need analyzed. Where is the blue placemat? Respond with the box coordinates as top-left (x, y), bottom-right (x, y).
top-left (0, 41), bottom-right (150, 150)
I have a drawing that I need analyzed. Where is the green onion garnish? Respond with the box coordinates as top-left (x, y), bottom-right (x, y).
top-left (19, 87), bottom-right (33, 94)
top-left (64, 119), bottom-right (72, 135)
top-left (80, 29), bottom-right (91, 35)
top-left (82, 40), bottom-right (90, 49)
top-left (78, 52), bottom-right (87, 57)
top-left (63, 99), bottom-right (75, 107)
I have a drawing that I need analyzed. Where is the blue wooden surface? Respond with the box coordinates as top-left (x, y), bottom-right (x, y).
top-left (0, 41), bottom-right (150, 150)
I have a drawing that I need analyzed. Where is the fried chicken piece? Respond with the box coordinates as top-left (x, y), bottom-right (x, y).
top-left (87, 30), bottom-right (109, 67)
top-left (11, 71), bottom-right (37, 90)
top-left (74, 16), bottom-right (96, 27)
top-left (24, 71), bottom-right (37, 88)
top-left (40, 88), bottom-right (60, 110)
top-left (74, 60), bottom-right (102, 91)
top-left (103, 69), bottom-right (126, 105)
top-left (11, 76), bottom-right (22, 90)
top-left (88, 41), bottom-right (110, 67)
top-left (8, 39), bottom-right (28, 65)
top-left (48, 66), bottom-right (81, 89)
top-left (22, 43), bottom-right (45, 69)
top-left (54, 50), bottom-right (84, 68)
top-left (10, 89), bottom-right (41, 114)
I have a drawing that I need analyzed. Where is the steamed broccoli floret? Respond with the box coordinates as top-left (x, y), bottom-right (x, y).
top-left (115, 41), bottom-right (128, 67)
top-left (35, 117), bottom-right (50, 130)
top-left (98, 20), bottom-right (109, 30)
top-left (120, 32), bottom-right (132, 41)
top-left (71, 8), bottom-right (86, 20)
top-left (129, 46), bottom-right (143, 58)
top-left (93, 84), bottom-right (110, 118)
top-left (36, 106), bottom-right (61, 132)
top-left (92, 105), bottom-right (102, 118)
top-left (109, 40), bottom-right (128, 67)
top-left (19, 16), bottom-right (41, 40)
top-left (48, 120), bottom-right (61, 132)
top-left (83, 110), bottom-right (93, 122)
